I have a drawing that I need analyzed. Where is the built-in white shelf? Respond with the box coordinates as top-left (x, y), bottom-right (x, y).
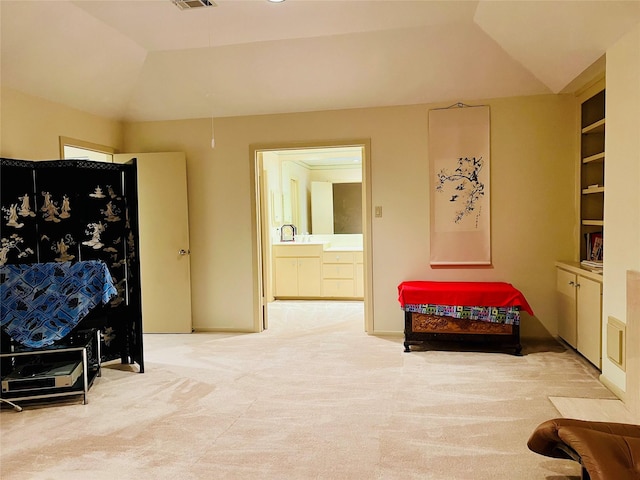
top-left (583, 152), bottom-right (605, 164)
top-left (582, 219), bottom-right (604, 227)
top-left (582, 186), bottom-right (605, 194)
top-left (582, 118), bottom-right (605, 134)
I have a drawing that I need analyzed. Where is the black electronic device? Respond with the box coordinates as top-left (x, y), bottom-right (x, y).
top-left (1, 360), bottom-right (83, 393)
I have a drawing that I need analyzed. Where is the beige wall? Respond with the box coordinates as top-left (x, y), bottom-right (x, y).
top-left (602, 23), bottom-right (640, 395)
top-left (122, 95), bottom-right (576, 338)
top-left (1, 87), bottom-right (123, 159)
top-left (0, 85), bottom-right (579, 340)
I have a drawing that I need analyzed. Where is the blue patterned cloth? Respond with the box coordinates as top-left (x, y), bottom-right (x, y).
top-left (402, 303), bottom-right (521, 325)
top-left (0, 261), bottom-right (116, 348)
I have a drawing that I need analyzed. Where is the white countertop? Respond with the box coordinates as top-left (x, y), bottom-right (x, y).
top-left (273, 241), bottom-right (328, 246)
top-left (272, 242), bottom-right (362, 252)
top-left (555, 260), bottom-right (603, 282)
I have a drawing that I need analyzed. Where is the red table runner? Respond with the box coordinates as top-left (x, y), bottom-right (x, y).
top-left (397, 281), bottom-right (534, 316)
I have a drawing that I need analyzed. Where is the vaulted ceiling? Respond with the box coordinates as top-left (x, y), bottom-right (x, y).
top-left (2, 0), bottom-right (639, 122)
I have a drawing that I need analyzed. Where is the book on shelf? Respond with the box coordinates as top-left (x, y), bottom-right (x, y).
top-left (584, 231), bottom-right (603, 262)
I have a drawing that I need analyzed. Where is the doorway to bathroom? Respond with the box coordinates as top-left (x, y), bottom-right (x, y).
top-left (250, 140), bottom-right (372, 334)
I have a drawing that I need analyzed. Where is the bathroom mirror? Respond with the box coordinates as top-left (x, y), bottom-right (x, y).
top-left (332, 182), bottom-right (362, 234)
top-left (311, 181), bottom-right (362, 234)
top-left (264, 146), bottom-right (363, 236)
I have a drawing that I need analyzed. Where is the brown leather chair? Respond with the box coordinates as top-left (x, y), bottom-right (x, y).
top-left (527, 418), bottom-right (640, 480)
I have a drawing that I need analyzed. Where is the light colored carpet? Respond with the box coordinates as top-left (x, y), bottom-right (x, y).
top-left (0, 300), bottom-right (616, 479)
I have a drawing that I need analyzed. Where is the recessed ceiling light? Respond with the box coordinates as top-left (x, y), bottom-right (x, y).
top-left (268, 0), bottom-right (285, 3)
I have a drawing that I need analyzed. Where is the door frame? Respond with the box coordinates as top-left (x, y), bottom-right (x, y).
top-left (249, 139), bottom-right (373, 333)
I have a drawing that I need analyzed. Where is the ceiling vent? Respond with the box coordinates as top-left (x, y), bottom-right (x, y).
top-left (172, 0), bottom-right (216, 10)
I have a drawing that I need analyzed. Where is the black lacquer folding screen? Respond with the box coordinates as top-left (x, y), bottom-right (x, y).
top-left (0, 158), bottom-right (144, 372)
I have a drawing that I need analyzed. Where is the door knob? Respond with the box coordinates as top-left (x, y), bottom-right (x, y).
top-left (179, 249), bottom-right (190, 255)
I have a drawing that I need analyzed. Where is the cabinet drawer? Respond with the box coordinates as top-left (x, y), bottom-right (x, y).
top-left (322, 251), bottom-right (354, 264)
top-left (557, 269), bottom-right (577, 297)
top-left (323, 279), bottom-right (355, 297)
top-left (323, 264), bottom-right (354, 279)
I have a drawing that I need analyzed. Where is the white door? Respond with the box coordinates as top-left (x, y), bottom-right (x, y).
top-left (114, 152), bottom-right (192, 333)
top-left (259, 167), bottom-right (270, 329)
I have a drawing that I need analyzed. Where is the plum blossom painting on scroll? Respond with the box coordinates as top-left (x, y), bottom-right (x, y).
top-left (429, 105), bottom-right (491, 266)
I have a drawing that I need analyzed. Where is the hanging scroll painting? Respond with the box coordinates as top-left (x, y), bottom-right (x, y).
top-left (429, 105), bottom-right (491, 266)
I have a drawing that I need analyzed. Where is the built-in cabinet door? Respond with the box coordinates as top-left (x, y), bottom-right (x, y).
top-left (274, 257), bottom-right (298, 297)
top-left (557, 268), bottom-right (577, 347)
top-left (577, 276), bottom-right (603, 368)
top-left (297, 258), bottom-right (321, 296)
top-left (114, 152), bottom-right (192, 333)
